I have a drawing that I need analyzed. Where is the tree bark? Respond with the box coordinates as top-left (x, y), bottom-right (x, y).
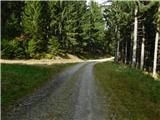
top-left (125, 40), bottom-right (127, 64)
top-left (140, 25), bottom-right (145, 70)
top-left (153, 5), bottom-right (160, 78)
top-left (115, 25), bottom-right (120, 63)
top-left (153, 29), bottom-right (159, 78)
top-left (132, 6), bottom-right (138, 67)
top-left (116, 40), bottom-right (120, 62)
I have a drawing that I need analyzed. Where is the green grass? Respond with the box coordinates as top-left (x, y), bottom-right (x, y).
top-left (94, 62), bottom-right (160, 120)
top-left (1, 63), bottom-right (74, 112)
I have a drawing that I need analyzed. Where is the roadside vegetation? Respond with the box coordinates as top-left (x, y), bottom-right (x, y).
top-left (94, 62), bottom-right (160, 120)
top-left (1, 63), bottom-right (74, 112)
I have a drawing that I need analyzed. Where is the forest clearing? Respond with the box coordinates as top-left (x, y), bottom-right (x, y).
top-left (1, 0), bottom-right (160, 120)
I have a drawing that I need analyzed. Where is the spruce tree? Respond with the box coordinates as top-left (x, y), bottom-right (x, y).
top-left (48, 1), bottom-right (67, 51)
top-left (82, 1), bottom-right (104, 54)
top-left (22, 1), bottom-right (45, 57)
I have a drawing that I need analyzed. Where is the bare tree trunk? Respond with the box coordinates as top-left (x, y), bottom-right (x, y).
top-left (140, 25), bottom-right (145, 70)
top-left (129, 34), bottom-right (133, 65)
top-left (116, 40), bottom-right (120, 62)
top-left (153, 26), bottom-right (159, 78)
top-left (115, 25), bottom-right (120, 63)
top-left (115, 40), bottom-right (120, 63)
top-left (132, 6), bottom-right (138, 67)
top-left (153, 5), bottom-right (160, 78)
top-left (125, 41), bottom-right (127, 64)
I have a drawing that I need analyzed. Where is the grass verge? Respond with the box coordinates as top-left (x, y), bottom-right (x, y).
top-left (1, 63), bottom-right (75, 112)
top-left (94, 62), bottom-right (160, 120)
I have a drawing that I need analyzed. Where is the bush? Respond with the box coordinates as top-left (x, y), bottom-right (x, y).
top-left (48, 36), bottom-right (61, 56)
top-left (45, 54), bottom-right (54, 59)
top-left (27, 39), bottom-right (37, 58)
top-left (1, 39), bottom-right (15, 59)
top-left (1, 39), bottom-right (27, 59)
top-left (10, 40), bottom-right (26, 58)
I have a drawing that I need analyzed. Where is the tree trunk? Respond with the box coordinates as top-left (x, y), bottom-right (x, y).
top-left (140, 25), bottom-right (145, 70)
top-left (153, 5), bottom-right (160, 78)
top-left (116, 40), bottom-right (120, 62)
top-left (125, 40), bottom-right (128, 64)
top-left (115, 25), bottom-right (120, 63)
top-left (129, 33), bottom-right (133, 65)
top-left (153, 26), bottom-right (159, 78)
top-left (132, 6), bottom-right (138, 67)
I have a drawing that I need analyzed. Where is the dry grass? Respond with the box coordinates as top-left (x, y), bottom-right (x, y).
top-left (0, 54), bottom-right (83, 65)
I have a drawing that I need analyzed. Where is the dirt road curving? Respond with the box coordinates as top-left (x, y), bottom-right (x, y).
top-left (3, 60), bottom-right (111, 120)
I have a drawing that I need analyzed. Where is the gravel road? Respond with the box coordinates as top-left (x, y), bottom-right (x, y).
top-left (3, 62), bottom-right (109, 120)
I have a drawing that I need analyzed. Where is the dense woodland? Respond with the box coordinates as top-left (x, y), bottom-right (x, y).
top-left (2, 1), bottom-right (107, 59)
top-left (1, 1), bottom-right (160, 77)
top-left (103, 1), bottom-right (160, 77)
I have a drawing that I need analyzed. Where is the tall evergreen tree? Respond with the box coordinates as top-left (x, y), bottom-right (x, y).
top-left (22, 1), bottom-right (47, 57)
top-left (48, 1), bottom-right (68, 51)
top-left (83, 1), bottom-right (105, 54)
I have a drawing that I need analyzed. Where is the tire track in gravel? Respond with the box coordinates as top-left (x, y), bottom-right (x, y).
top-left (73, 62), bottom-right (108, 120)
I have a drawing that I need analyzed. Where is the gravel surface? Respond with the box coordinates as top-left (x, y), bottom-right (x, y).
top-left (2, 62), bottom-right (109, 120)
top-left (73, 62), bottom-right (108, 120)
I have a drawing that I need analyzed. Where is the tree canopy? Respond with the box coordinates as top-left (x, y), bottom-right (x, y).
top-left (2, 1), bottom-right (107, 59)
